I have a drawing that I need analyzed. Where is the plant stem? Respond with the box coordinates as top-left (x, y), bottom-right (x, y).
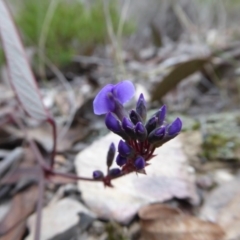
top-left (51, 170), bottom-right (98, 182)
top-left (34, 171), bottom-right (45, 240)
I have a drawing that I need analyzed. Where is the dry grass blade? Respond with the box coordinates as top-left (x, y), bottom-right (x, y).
top-left (0, 0), bottom-right (50, 121)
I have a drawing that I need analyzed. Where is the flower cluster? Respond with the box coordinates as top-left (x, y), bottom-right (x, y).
top-left (92, 80), bottom-right (182, 186)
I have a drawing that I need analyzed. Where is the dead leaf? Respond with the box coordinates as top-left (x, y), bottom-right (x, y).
top-left (56, 124), bottom-right (90, 152)
top-left (75, 132), bottom-right (199, 224)
top-left (0, 186), bottom-right (38, 239)
top-left (0, 147), bottom-right (24, 179)
top-left (0, 222), bottom-right (26, 240)
top-left (139, 204), bottom-right (225, 240)
top-left (0, 146), bottom-right (40, 187)
top-left (3, 120), bottom-right (89, 153)
top-left (151, 58), bottom-right (209, 101)
top-left (0, 167), bottom-right (40, 185)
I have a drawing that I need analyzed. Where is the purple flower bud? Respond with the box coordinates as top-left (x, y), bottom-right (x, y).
top-left (109, 168), bottom-right (121, 177)
top-left (106, 143), bottom-right (116, 168)
top-left (136, 93), bottom-right (147, 122)
top-left (122, 117), bottom-right (134, 130)
top-left (105, 113), bottom-right (129, 139)
top-left (134, 156), bottom-right (145, 170)
top-left (155, 126), bottom-right (165, 137)
top-left (93, 80), bottom-right (135, 115)
top-left (135, 122), bottom-right (147, 141)
top-left (145, 116), bottom-right (157, 134)
top-left (157, 105), bottom-right (166, 126)
top-left (129, 110), bottom-right (142, 125)
top-left (118, 140), bottom-right (133, 157)
top-left (122, 117), bottom-right (136, 138)
top-left (148, 126), bottom-right (166, 144)
top-left (116, 154), bottom-right (127, 166)
top-left (168, 118), bottom-right (182, 136)
top-left (93, 170), bottom-right (104, 179)
top-left (105, 112), bottom-right (122, 132)
top-left (150, 118), bottom-right (182, 148)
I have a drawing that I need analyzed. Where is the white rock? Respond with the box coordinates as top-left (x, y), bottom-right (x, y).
top-left (75, 132), bottom-right (198, 224)
top-left (135, 84), bottom-right (150, 102)
top-left (26, 198), bottom-right (94, 240)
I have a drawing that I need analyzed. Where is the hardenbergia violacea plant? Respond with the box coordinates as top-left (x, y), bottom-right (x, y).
top-left (0, 1), bottom-right (182, 239)
top-left (92, 80), bottom-right (182, 187)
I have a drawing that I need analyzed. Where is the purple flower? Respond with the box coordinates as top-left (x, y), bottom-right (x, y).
top-left (93, 80), bottom-right (135, 115)
top-left (92, 80), bottom-right (183, 186)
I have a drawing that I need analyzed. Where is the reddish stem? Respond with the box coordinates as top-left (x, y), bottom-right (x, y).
top-left (146, 146), bottom-right (155, 160)
top-left (140, 141), bottom-right (144, 155)
top-left (133, 140), bottom-right (140, 153)
top-left (50, 170), bottom-right (98, 182)
top-left (34, 171), bottom-right (45, 240)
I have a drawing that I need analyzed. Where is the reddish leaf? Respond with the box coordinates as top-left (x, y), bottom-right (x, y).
top-left (0, 0), bottom-right (50, 121)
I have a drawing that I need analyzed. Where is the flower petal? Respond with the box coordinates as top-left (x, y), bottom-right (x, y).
top-left (93, 84), bottom-right (115, 115)
top-left (112, 80), bottom-right (135, 105)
